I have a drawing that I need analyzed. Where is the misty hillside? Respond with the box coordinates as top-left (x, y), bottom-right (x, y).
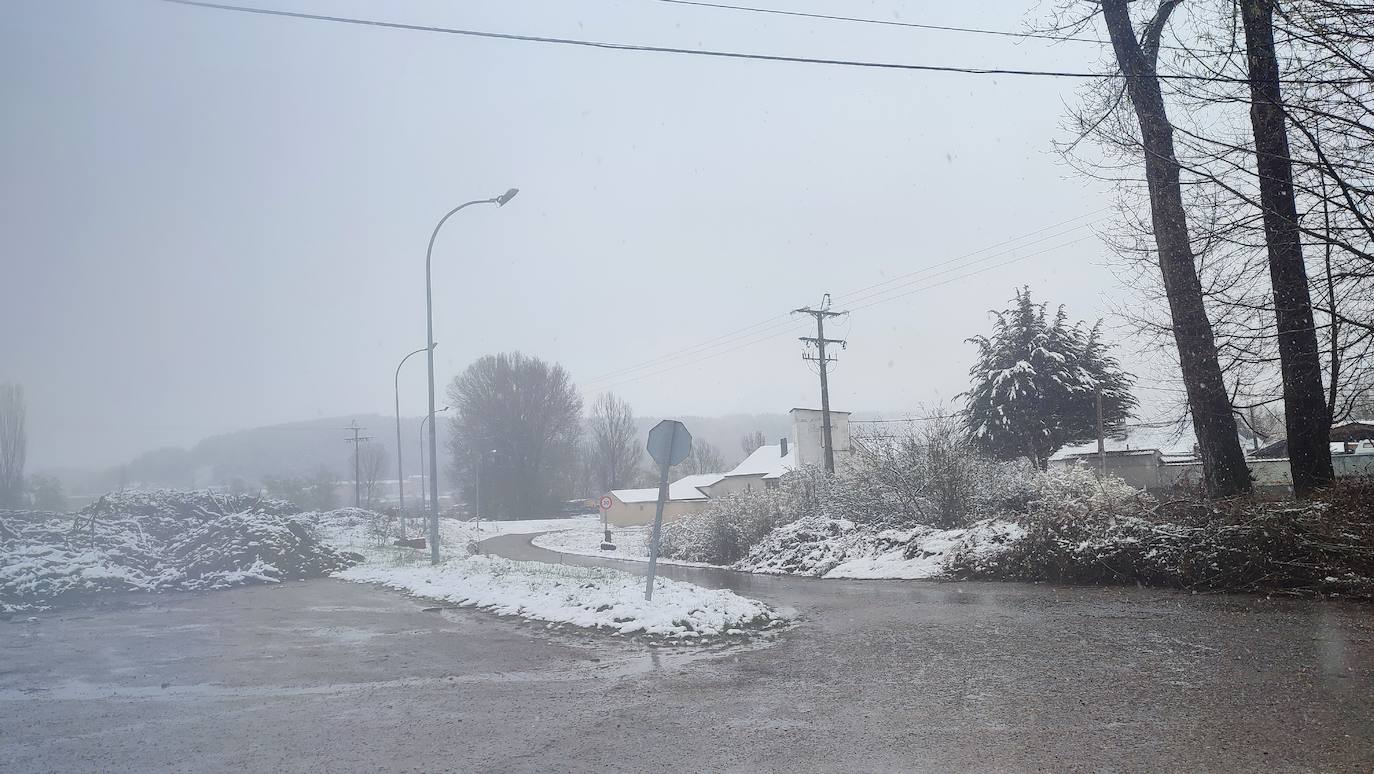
top-left (89, 412), bottom-right (797, 492)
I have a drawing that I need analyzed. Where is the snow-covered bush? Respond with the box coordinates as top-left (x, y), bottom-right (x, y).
top-left (849, 418), bottom-right (1035, 529)
top-left (0, 490), bottom-right (364, 611)
top-left (948, 478), bottom-right (1374, 598)
top-left (660, 488), bottom-right (791, 565)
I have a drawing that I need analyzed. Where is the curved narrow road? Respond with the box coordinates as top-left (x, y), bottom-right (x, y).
top-left (481, 531), bottom-right (1374, 771)
top-left (4, 533), bottom-right (1371, 772)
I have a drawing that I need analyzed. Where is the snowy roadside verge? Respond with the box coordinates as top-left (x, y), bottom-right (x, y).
top-left (335, 554), bottom-right (793, 639)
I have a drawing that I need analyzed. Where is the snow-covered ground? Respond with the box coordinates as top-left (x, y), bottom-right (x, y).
top-left (530, 523), bottom-right (721, 568)
top-left (322, 514), bottom-right (790, 639)
top-left (336, 554), bottom-right (792, 639)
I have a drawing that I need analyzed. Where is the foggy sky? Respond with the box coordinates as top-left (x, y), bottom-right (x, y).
top-left (4, 0), bottom-right (1140, 471)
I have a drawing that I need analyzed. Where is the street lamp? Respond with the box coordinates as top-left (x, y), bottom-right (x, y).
top-left (394, 343), bottom-right (436, 523)
top-left (424, 188), bottom-right (519, 565)
top-left (474, 447), bottom-right (497, 537)
top-left (418, 406), bottom-right (450, 515)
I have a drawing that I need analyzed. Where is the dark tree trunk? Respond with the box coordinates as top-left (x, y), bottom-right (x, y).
top-left (1101, 0), bottom-right (1252, 497)
top-left (1239, 0), bottom-right (1334, 497)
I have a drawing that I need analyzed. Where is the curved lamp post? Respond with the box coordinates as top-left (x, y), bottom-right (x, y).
top-left (418, 406), bottom-right (450, 515)
top-left (425, 187), bottom-right (518, 564)
top-left (394, 343), bottom-right (436, 523)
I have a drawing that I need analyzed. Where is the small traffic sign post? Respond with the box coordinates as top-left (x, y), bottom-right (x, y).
top-left (598, 495), bottom-right (615, 550)
top-left (644, 420), bottom-right (691, 601)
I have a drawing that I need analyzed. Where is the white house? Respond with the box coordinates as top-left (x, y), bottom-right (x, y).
top-left (600, 407), bottom-right (851, 526)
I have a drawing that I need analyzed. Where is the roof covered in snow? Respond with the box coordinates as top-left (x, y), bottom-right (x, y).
top-left (610, 473), bottom-right (725, 504)
top-left (1051, 424), bottom-right (1201, 461)
top-left (724, 444), bottom-right (796, 479)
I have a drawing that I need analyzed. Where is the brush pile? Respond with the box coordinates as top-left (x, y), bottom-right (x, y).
top-left (0, 490), bottom-right (363, 611)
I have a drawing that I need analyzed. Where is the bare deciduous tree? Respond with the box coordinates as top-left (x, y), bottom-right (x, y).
top-left (447, 352), bottom-right (583, 519)
top-left (740, 430), bottom-right (767, 456)
top-left (0, 383), bottom-right (26, 508)
top-left (677, 439), bottom-right (726, 476)
top-left (586, 392), bottom-right (639, 495)
top-left (358, 442), bottom-right (388, 510)
top-left (1055, 0), bottom-right (1372, 494)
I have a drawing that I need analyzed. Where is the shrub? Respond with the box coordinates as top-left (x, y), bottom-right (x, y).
top-left (947, 478), bottom-right (1374, 597)
top-left (849, 416), bottom-right (1035, 529)
top-left (660, 488), bottom-right (790, 565)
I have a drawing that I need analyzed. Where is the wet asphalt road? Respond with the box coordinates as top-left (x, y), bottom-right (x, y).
top-left (2, 533), bottom-right (1372, 773)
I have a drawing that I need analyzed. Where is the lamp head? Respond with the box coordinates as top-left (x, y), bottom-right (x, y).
top-left (495, 188), bottom-right (519, 207)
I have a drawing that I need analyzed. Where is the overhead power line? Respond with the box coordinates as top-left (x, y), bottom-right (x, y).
top-left (582, 231), bottom-right (1097, 391)
top-left (654, 0), bottom-right (1118, 47)
top-left (158, 0), bottom-right (1358, 85)
top-left (582, 215), bottom-right (1109, 388)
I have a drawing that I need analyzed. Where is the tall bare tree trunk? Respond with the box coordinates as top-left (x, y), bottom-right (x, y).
top-left (1239, 0), bottom-right (1334, 497)
top-left (1101, 0), bottom-right (1251, 496)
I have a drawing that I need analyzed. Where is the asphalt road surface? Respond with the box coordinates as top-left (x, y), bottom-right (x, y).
top-left (3, 532), bottom-right (1372, 773)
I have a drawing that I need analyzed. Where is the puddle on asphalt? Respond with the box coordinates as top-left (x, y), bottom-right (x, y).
top-left (0, 637), bottom-right (775, 704)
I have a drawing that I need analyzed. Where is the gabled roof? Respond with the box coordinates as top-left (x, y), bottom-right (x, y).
top-left (723, 444), bottom-right (796, 480)
top-left (609, 473), bottom-right (725, 504)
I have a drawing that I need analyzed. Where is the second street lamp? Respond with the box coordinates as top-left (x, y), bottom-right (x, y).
top-left (394, 342), bottom-right (435, 524)
top-left (418, 405), bottom-right (450, 516)
top-left (424, 187), bottom-right (518, 564)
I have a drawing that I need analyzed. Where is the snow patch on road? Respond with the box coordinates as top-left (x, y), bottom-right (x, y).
top-left (336, 554), bottom-right (791, 638)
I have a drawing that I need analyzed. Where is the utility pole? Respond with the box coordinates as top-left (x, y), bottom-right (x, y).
top-left (1095, 385), bottom-right (1106, 476)
top-left (344, 421), bottom-right (371, 509)
top-left (794, 294), bottom-right (847, 473)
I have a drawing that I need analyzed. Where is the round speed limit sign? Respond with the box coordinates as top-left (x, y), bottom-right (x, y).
top-left (599, 495), bottom-right (613, 511)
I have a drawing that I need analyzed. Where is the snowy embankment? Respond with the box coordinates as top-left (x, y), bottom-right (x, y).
top-left (530, 518), bottom-right (1024, 580)
top-left (1, 491), bottom-right (363, 612)
top-left (738, 517), bottom-right (1025, 579)
top-left (336, 554), bottom-right (792, 638)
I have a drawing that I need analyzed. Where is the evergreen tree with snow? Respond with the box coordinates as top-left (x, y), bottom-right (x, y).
top-left (963, 288), bottom-right (1137, 470)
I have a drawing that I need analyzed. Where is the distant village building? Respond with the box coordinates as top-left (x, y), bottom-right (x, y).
top-left (603, 407), bottom-right (849, 527)
top-left (1050, 418), bottom-right (1374, 492)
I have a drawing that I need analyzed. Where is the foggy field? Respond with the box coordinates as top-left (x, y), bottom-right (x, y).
top-left (5, 0), bottom-right (1374, 769)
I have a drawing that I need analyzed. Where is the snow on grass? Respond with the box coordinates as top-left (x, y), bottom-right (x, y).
top-left (824, 521), bottom-right (1026, 580)
top-left (530, 522), bottom-right (722, 568)
top-left (733, 516), bottom-right (1026, 580)
top-left (336, 554), bottom-right (791, 638)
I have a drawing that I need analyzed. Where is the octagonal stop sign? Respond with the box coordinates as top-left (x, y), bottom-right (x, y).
top-left (646, 420), bottom-right (692, 468)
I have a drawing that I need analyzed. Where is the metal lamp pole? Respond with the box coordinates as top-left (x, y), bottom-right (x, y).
top-left (394, 343), bottom-right (435, 523)
top-left (425, 188), bottom-right (519, 565)
top-left (418, 406), bottom-right (449, 516)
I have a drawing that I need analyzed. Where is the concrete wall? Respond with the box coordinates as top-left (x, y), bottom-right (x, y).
top-left (702, 474), bottom-right (768, 498)
top-left (790, 408), bottom-right (851, 468)
top-left (604, 498), bottom-right (707, 527)
top-left (1058, 450), bottom-right (1374, 491)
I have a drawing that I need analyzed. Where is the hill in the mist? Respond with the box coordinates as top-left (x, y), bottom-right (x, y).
top-left (83, 412), bottom-right (796, 492)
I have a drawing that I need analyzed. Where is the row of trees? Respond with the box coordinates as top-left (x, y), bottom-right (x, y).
top-left (442, 352), bottom-right (755, 519)
top-left (1052, 0), bottom-right (1372, 496)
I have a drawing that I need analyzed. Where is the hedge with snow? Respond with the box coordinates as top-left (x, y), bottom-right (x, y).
top-left (0, 490), bottom-right (363, 611)
top-left (658, 422), bottom-right (1374, 597)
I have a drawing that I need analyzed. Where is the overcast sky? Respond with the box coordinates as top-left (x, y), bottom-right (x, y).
top-left (4, 0), bottom-right (1155, 470)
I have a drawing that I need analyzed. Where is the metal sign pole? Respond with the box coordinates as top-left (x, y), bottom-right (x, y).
top-left (645, 422), bottom-right (680, 601)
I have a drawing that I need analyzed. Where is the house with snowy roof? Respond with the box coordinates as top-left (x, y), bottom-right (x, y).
top-left (1051, 418), bottom-right (1374, 491)
top-left (602, 407), bottom-right (850, 526)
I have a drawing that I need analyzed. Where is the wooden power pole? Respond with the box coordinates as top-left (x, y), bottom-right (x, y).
top-left (794, 295), bottom-right (847, 473)
top-left (344, 421), bottom-right (371, 509)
